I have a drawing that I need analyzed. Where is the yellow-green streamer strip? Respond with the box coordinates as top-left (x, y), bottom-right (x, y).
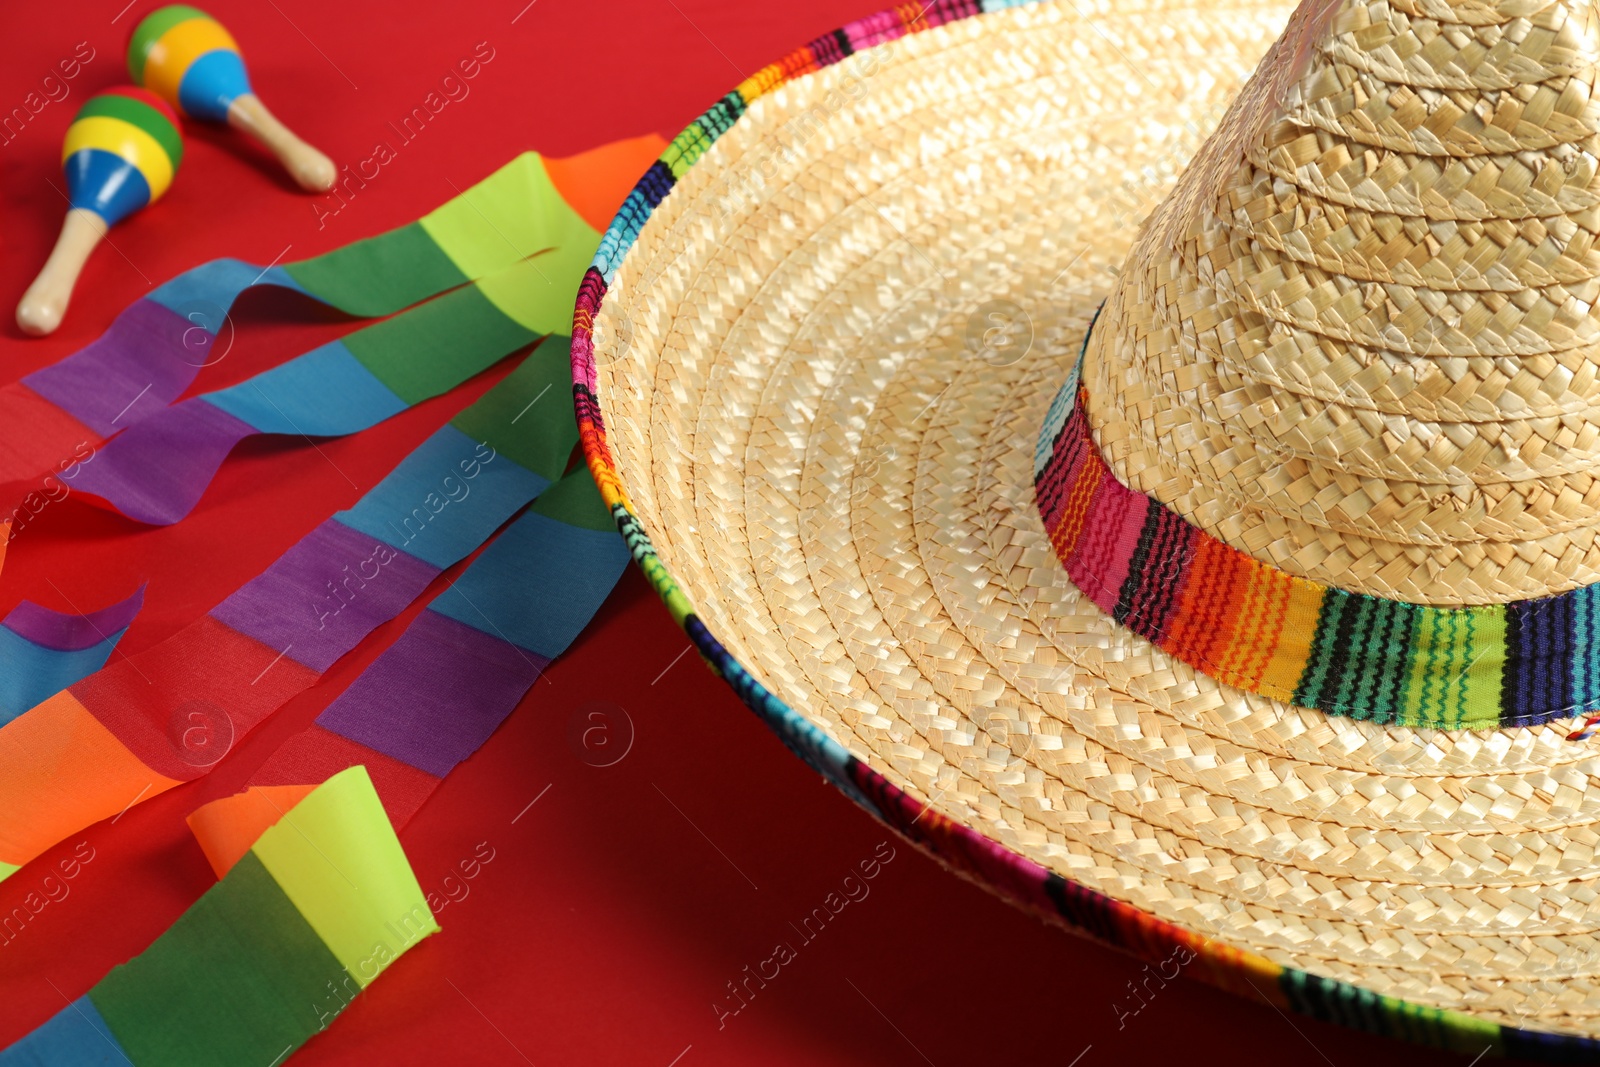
top-left (0, 767), bottom-right (435, 1066)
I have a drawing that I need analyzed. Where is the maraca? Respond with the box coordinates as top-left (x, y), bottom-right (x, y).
top-left (129, 5), bottom-right (335, 192)
top-left (16, 88), bottom-right (183, 337)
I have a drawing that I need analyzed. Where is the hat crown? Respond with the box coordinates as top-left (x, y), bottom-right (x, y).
top-left (1081, 0), bottom-right (1600, 605)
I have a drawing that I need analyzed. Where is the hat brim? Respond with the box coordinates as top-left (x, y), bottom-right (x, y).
top-left (572, 0), bottom-right (1600, 1058)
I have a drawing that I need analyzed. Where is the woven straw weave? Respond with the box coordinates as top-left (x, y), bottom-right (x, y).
top-left (590, 0), bottom-right (1600, 1043)
top-left (1086, 0), bottom-right (1600, 604)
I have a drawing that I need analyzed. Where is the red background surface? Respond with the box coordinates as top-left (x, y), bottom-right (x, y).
top-left (0, 2), bottom-right (1537, 1064)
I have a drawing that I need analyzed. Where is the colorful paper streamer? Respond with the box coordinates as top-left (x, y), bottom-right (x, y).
top-left (0, 451), bottom-right (626, 1067)
top-left (0, 766), bottom-right (436, 1066)
top-left (197, 464), bottom-right (628, 861)
top-left (0, 136), bottom-right (664, 516)
top-left (69, 252), bottom-right (573, 525)
top-left (0, 337), bottom-right (578, 881)
top-left (0, 586), bottom-right (144, 726)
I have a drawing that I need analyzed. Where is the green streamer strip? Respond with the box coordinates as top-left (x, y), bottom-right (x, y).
top-left (0, 767), bottom-right (436, 1066)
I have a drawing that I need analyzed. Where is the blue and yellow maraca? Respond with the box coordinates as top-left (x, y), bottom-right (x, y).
top-left (129, 5), bottom-right (335, 192)
top-left (16, 88), bottom-right (183, 336)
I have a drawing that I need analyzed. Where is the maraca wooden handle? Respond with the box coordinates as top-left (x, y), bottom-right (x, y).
top-left (17, 209), bottom-right (107, 337)
top-left (227, 94), bottom-right (336, 193)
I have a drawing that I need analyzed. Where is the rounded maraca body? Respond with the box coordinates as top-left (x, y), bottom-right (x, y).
top-left (129, 5), bottom-right (335, 192)
top-left (17, 88), bottom-right (183, 336)
top-left (63, 87), bottom-right (183, 224)
top-left (128, 4), bottom-right (251, 123)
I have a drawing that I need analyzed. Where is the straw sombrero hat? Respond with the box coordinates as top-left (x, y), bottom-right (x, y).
top-left (572, 0), bottom-right (1600, 1056)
